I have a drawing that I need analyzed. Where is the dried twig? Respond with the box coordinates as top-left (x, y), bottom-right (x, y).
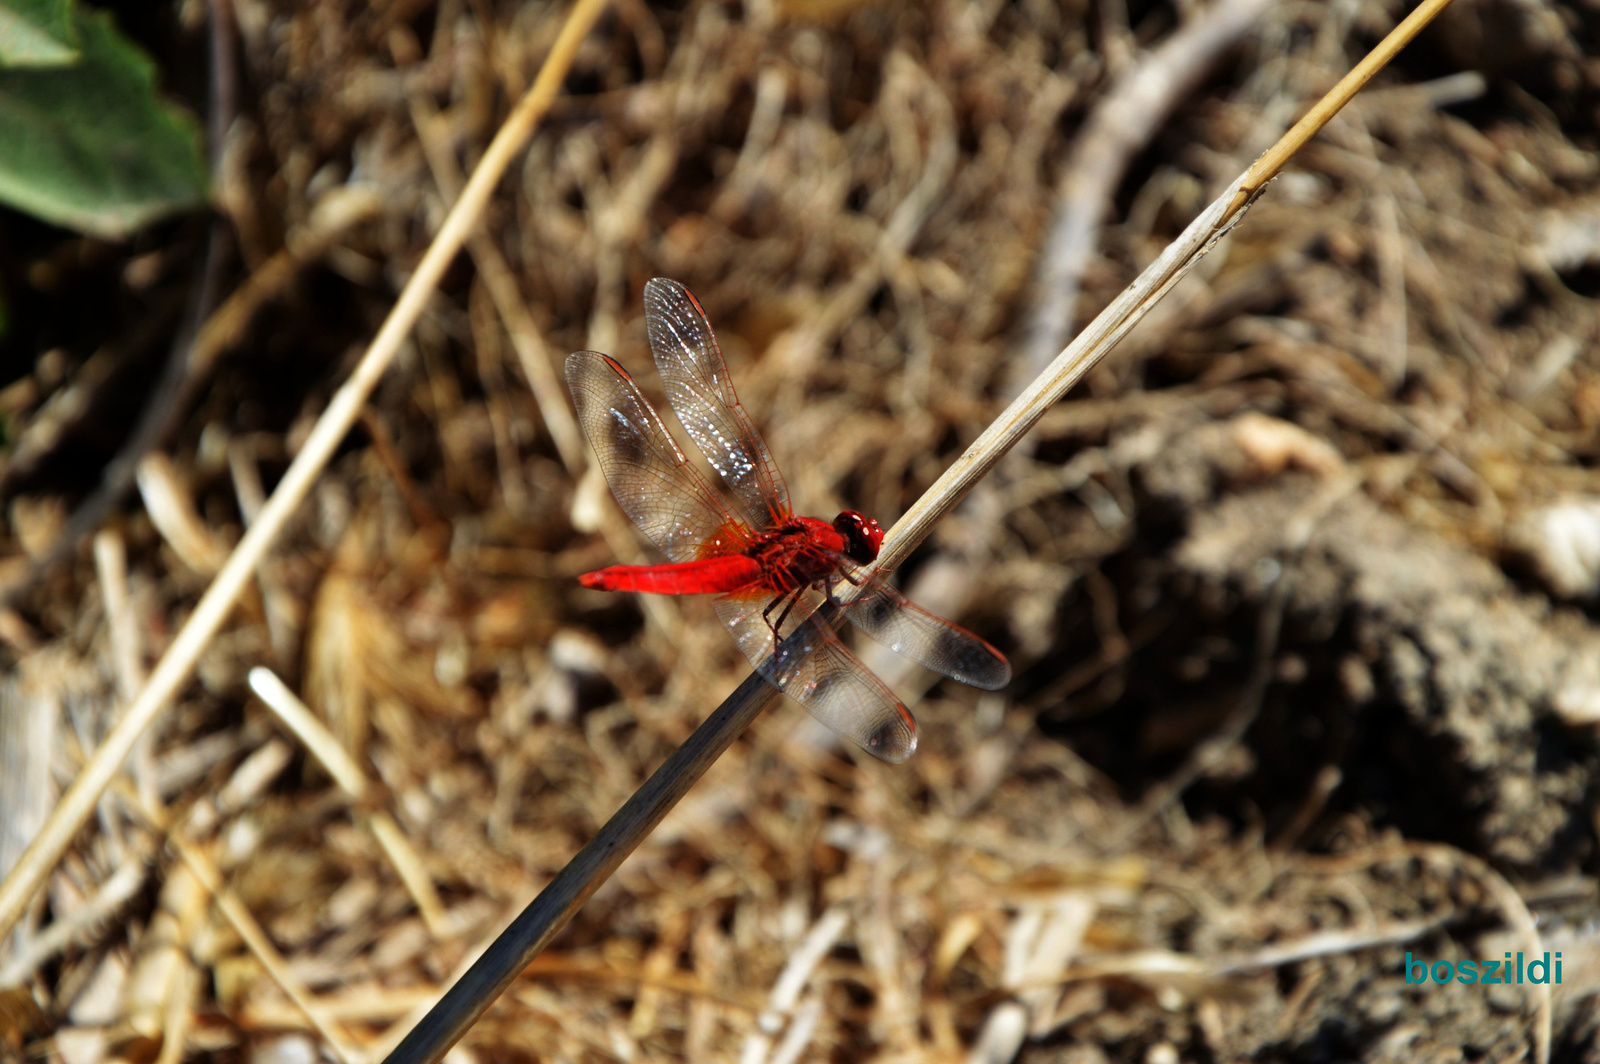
top-left (881, 0), bottom-right (1459, 576)
top-left (874, 173), bottom-right (1255, 574)
top-left (1210, 916), bottom-right (1445, 974)
top-left (892, 0), bottom-right (1276, 690)
top-left (1225, 0), bottom-right (1457, 219)
top-left (741, 907), bottom-right (848, 1064)
top-left (248, 668), bottom-right (448, 938)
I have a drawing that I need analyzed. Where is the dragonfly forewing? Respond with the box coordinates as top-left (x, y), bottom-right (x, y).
top-left (644, 279), bottom-right (792, 529)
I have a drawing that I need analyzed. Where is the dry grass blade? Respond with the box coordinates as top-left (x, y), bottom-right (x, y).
top-left (113, 784), bottom-right (365, 1064)
top-left (1021, 0), bottom-right (1274, 378)
top-left (0, 0), bottom-right (615, 947)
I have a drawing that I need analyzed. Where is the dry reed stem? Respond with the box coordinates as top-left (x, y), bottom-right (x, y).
top-left (1021, 0), bottom-right (1275, 378)
top-left (0, 0), bottom-right (615, 947)
top-left (887, 0), bottom-right (1277, 696)
top-left (873, 182), bottom-right (1252, 574)
top-left (1224, 0), bottom-right (1459, 219)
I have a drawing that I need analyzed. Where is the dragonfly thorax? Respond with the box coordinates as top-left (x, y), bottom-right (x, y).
top-left (751, 513), bottom-right (880, 584)
top-left (752, 516), bottom-right (850, 588)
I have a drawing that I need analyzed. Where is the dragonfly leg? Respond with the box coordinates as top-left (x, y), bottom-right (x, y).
top-left (763, 586), bottom-right (806, 650)
top-left (822, 568), bottom-right (862, 609)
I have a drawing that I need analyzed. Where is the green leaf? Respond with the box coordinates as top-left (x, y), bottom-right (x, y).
top-left (0, 0), bottom-right (79, 67)
top-left (0, 7), bottom-right (207, 238)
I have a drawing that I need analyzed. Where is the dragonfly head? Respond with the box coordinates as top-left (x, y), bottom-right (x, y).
top-left (833, 510), bottom-right (884, 565)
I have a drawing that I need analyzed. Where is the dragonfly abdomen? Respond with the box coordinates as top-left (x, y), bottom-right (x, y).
top-left (579, 555), bottom-right (763, 595)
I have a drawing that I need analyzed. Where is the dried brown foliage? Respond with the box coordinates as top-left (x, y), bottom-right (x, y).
top-left (3, 0), bottom-right (1600, 1061)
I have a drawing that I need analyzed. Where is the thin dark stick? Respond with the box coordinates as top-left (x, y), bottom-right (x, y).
top-left (206, 0), bottom-right (238, 162)
top-left (378, 635), bottom-right (804, 1064)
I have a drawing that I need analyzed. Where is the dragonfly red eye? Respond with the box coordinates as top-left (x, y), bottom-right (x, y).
top-left (833, 510), bottom-right (884, 564)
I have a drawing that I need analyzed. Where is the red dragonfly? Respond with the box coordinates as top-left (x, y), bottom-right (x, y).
top-left (566, 279), bottom-right (1009, 762)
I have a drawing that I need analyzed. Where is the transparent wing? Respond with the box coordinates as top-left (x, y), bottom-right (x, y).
top-left (836, 573), bottom-right (1011, 690)
top-left (715, 592), bottom-right (917, 763)
top-left (566, 351), bottom-right (751, 563)
top-left (644, 278), bottom-right (792, 530)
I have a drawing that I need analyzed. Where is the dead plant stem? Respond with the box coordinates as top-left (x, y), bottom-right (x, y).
top-left (1225, 0), bottom-right (1459, 220)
